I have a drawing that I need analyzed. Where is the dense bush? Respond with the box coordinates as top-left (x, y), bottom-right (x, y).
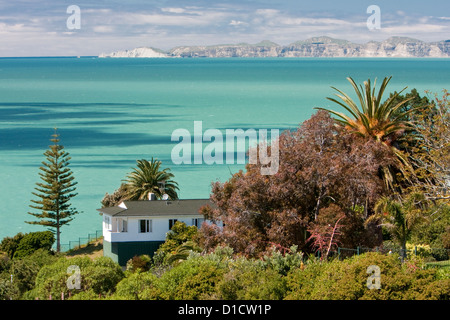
top-left (126, 254), bottom-right (152, 272)
top-left (285, 252), bottom-right (449, 300)
top-left (0, 249), bottom-right (57, 300)
top-left (13, 231), bottom-right (55, 259)
top-left (0, 231), bottom-right (55, 260)
top-left (154, 221), bottom-right (200, 265)
top-left (2, 244), bottom-right (448, 300)
top-left (410, 204), bottom-right (450, 261)
top-left (406, 243), bottom-right (433, 259)
top-left (109, 248), bottom-right (449, 301)
top-left (110, 250), bottom-right (227, 300)
top-left (113, 271), bottom-right (161, 300)
top-left (215, 257), bottom-right (287, 300)
top-left (0, 233), bottom-right (25, 259)
top-left (25, 255), bottom-right (124, 300)
top-left (154, 253), bottom-right (226, 300)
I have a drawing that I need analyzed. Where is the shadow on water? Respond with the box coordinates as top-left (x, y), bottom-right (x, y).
top-left (0, 102), bottom-right (181, 122)
top-left (0, 101), bottom-right (185, 151)
top-left (0, 102), bottom-right (185, 108)
top-left (0, 127), bottom-right (171, 151)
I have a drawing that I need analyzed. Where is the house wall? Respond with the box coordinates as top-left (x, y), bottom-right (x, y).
top-left (103, 239), bottom-right (165, 266)
top-left (102, 214), bottom-right (219, 266)
top-left (102, 215), bottom-right (205, 243)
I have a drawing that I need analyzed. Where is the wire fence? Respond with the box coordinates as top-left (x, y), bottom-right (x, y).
top-left (58, 230), bottom-right (102, 252)
top-left (317, 244), bottom-right (450, 268)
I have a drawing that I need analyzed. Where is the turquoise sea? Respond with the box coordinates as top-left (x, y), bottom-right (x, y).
top-left (0, 57), bottom-right (449, 246)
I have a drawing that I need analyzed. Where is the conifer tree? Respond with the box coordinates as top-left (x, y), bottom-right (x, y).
top-left (26, 129), bottom-right (78, 252)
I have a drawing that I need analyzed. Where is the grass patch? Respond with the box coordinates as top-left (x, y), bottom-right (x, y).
top-left (65, 238), bottom-right (103, 260)
top-left (425, 260), bottom-right (450, 269)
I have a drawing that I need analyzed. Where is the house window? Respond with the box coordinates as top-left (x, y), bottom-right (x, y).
top-left (104, 216), bottom-right (111, 231)
top-left (139, 219), bottom-right (152, 233)
top-left (169, 219), bottom-right (178, 230)
top-left (192, 218), bottom-right (204, 227)
top-left (119, 219), bottom-right (127, 233)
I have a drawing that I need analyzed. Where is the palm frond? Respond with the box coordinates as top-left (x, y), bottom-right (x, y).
top-left (123, 158), bottom-right (179, 200)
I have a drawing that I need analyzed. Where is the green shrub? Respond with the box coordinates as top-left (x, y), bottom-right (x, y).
top-left (216, 257), bottom-right (287, 300)
top-left (435, 267), bottom-right (450, 280)
top-left (81, 256), bottom-right (125, 296)
top-left (406, 243), bottom-right (433, 259)
top-left (112, 271), bottom-right (161, 300)
top-left (411, 279), bottom-right (450, 300)
top-left (68, 289), bottom-right (100, 300)
top-left (155, 221), bottom-right (200, 265)
top-left (13, 231), bottom-right (55, 259)
top-left (0, 249), bottom-right (57, 299)
top-left (156, 257), bottom-right (225, 300)
top-left (285, 252), bottom-right (450, 300)
top-left (0, 253), bottom-right (11, 273)
top-left (411, 204), bottom-right (449, 248)
top-left (172, 262), bottom-right (224, 299)
top-left (285, 257), bottom-right (346, 300)
top-left (0, 276), bottom-right (20, 300)
top-left (262, 245), bottom-right (304, 276)
top-left (126, 255), bottom-right (152, 272)
top-left (0, 233), bottom-right (25, 259)
top-left (31, 256), bottom-right (124, 300)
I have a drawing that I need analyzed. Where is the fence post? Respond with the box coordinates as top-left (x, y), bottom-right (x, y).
top-left (357, 247), bottom-right (360, 255)
top-left (414, 246), bottom-right (417, 256)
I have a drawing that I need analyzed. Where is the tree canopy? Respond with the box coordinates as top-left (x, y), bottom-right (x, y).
top-left (315, 76), bottom-right (422, 194)
top-left (199, 110), bottom-right (396, 257)
top-left (124, 158), bottom-right (179, 201)
top-left (102, 158), bottom-right (179, 207)
top-left (26, 130), bottom-right (78, 252)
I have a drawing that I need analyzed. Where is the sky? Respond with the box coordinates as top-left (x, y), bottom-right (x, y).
top-left (0, 0), bottom-right (449, 57)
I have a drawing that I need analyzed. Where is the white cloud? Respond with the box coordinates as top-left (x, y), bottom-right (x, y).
top-left (161, 8), bottom-right (186, 14)
top-left (229, 20), bottom-right (246, 26)
top-left (0, 22), bottom-right (42, 34)
top-left (255, 9), bottom-right (280, 16)
top-left (93, 25), bottom-right (115, 33)
top-left (116, 8), bottom-right (231, 27)
top-left (381, 23), bottom-right (447, 34)
top-left (281, 17), bottom-right (360, 27)
top-left (120, 13), bottom-right (202, 26)
top-left (82, 8), bottom-right (113, 14)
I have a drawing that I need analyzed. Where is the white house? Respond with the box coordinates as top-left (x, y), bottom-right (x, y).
top-left (97, 195), bottom-right (213, 266)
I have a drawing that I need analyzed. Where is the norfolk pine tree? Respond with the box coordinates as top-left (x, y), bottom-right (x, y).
top-left (26, 129), bottom-right (78, 252)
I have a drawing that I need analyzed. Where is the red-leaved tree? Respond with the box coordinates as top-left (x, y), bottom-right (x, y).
top-left (199, 111), bottom-right (397, 257)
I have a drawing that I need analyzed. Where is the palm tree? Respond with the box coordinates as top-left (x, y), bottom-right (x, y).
top-left (124, 158), bottom-right (179, 200)
top-left (367, 192), bottom-right (428, 260)
top-left (315, 76), bottom-right (420, 192)
top-left (166, 240), bottom-right (201, 266)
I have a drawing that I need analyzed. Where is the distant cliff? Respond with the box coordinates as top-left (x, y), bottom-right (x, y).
top-left (99, 36), bottom-right (450, 58)
top-left (99, 47), bottom-right (168, 58)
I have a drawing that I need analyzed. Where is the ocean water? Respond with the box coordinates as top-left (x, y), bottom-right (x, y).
top-left (0, 57), bottom-right (449, 245)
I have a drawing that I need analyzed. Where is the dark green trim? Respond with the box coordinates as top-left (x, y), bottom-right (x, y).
top-left (103, 240), bottom-right (165, 266)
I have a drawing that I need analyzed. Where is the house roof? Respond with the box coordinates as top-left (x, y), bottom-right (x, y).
top-left (97, 199), bottom-right (212, 217)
